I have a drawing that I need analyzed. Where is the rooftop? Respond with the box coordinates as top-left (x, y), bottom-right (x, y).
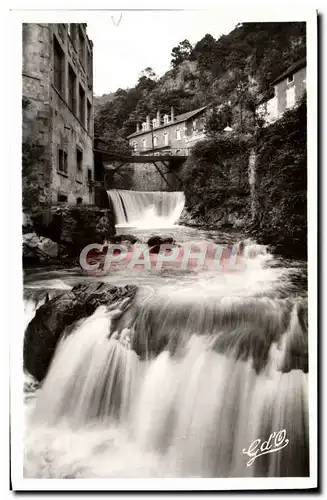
top-left (271, 57), bottom-right (306, 86)
top-left (127, 106), bottom-right (207, 139)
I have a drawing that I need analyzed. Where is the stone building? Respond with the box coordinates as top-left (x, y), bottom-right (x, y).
top-left (22, 23), bottom-right (94, 209)
top-left (257, 58), bottom-right (306, 125)
top-left (127, 106), bottom-right (207, 155)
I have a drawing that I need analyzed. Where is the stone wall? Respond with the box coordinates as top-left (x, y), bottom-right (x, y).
top-left (22, 24), bottom-right (53, 208)
top-left (22, 23), bottom-right (94, 209)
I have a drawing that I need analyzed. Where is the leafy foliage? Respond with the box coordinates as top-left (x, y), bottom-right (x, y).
top-left (171, 40), bottom-right (193, 68)
top-left (180, 135), bottom-right (252, 226)
top-left (94, 22), bottom-right (306, 155)
top-left (253, 93), bottom-right (307, 258)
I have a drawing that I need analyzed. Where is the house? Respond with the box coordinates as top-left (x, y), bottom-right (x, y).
top-left (22, 23), bottom-right (94, 207)
top-left (127, 106), bottom-right (207, 155)
top-left (257, 58), bottom-right (306, 125)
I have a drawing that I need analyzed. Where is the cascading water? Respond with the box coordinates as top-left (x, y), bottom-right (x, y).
top-left (23, 231), bottom-right (308, 479)
top-left (107, 189), bottom-right (185, 228)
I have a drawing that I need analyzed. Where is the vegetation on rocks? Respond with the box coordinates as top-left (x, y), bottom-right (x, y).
top-left (180, 135), bottom-right (252, 228)
top-left (251, 93), bottom-right (307, 258)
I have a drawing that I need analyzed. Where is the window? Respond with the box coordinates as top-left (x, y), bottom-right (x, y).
top-left (176, 128), bottom-right (181, 140)
top-left (87, 100), bottom-right (92, 133)
top-left (286, 86), bottom-right (296, 108)
top-left (163, 114), bottom-right (169, 124)
top-left (192, 119), bottom-right (197, 131)
top-left (76, 197), bottom-right (82, 205)
top-left (68, 64), bottom-right (77, 113)
top-left (78, 26), bottom-right (85, 67)
top-left (152, 118), bottom-right (157, 129)
top-left (287, 74), bottom-right (294, 84)
top-left (53, 36), bottom-right (65, 94)
top-left (76, 148), bottom-right (83, 171)
top-left (153, 136), bottom-right (158, 147)
top-left (79, 85), bottom-right (85, 125)
top-left (142, 138), bottom-right (147, 150)
top-left (58, 193), bottom-right (68, 202)
top-left (132, 142), bottom-right (137, 152)
top-left (87, 169), bottom-right (92, 186)
top-left (58, 149), bottom-right (68, 173)
top-left (164, 132), bottom-right (169, 146)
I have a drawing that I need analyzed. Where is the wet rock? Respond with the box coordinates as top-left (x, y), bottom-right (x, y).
top-left (24, 282), bottom-right (137, 382)
top-left (147, 235), bottom-right (176, 254)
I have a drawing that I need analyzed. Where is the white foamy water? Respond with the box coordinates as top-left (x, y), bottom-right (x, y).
top-left (23, 230), bottom-right (308, 479)
top-left (107, 189), bottom-right (185, 228)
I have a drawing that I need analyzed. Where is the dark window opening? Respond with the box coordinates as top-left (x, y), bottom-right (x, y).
top-left (76, 197), bottom-right (83, 205)
top-left (76, 148), bottom-right (83, 171)
top-left (53, 36), bottom-right (65, 95)
top-left (79, 85), bottom-right (85, 125)
top-left (68, 64), bottom-right (77, 114)
top-left (58, 193), bottom-right (68, 202)
top-left (287, 74), bottom-right (294, 84)
top-left (58, 149), bottom-right (68, 173)
top-left (88, 168), bottom-right (92, 186)
top-left (87, 100), bottom-right (92, 133)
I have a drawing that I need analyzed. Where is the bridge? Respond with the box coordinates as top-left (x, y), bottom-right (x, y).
top-left (94, 138), bottom-right (187, 191)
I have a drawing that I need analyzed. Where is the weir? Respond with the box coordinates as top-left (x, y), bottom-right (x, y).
top-left (107, 189), bottom-right (185, 228)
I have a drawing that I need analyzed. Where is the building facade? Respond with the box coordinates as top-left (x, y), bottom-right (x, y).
top-left (22, 23), bottom-right (94, 208)
top-left (257, 59), bottom-right (306, 125)
top-left (127, 106), bottom-right (207, 155)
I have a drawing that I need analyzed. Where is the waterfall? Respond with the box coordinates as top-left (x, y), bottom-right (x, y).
top-left (25, 281), bottom-right (308, 478)
top-left (107, 189), bottom-right (185, 228)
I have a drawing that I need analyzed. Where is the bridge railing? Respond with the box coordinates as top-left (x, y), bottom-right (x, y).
top-left (132, 147), bottom-right (191, 157)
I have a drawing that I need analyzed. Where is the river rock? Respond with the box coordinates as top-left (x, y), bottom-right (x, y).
top-left (147, 235), bottom-right (176, 254)
top-left (24, 282), bottom-right (137, 382)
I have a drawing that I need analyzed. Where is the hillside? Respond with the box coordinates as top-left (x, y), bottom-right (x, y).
top-left (93, 92), bottom-right (115, 114)
top-left (94, 22), bottom-right (306, 153)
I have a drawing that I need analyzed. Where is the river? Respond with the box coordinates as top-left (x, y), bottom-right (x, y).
top-left (23, 191), bottom-right (308, 479)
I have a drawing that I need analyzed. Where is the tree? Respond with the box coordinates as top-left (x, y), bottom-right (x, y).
top-left (139, 67), bottom-right (158, 81)
top-left (171, 39), bottom-right (193, 68)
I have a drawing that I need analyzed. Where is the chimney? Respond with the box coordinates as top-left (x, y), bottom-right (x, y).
top-left (171, 106), bottom-right (175, 122)
top-left (146, 115), bottom-right (150, 130)
top-left (156, 110), bottom-right (161, 127)
top-left (136, 123), bottom-right (140, 133)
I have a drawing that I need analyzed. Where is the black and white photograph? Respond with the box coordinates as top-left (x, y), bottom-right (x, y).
top-left (8, 3), bottom-right (317, 491)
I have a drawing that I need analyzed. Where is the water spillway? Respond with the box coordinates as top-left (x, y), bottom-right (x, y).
top-left (107, 189), bottom-right (185, 228)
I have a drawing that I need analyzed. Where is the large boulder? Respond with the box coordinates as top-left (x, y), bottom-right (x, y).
top-left (147, 235), bottom-right (176, 254)
top-left (24, 282), bottom-right (137, 381)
